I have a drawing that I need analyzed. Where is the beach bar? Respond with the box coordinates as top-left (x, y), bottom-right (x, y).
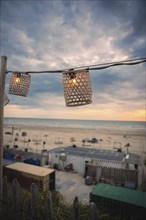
top-left (3, 162), bottom-right (55, 191)
top-left (90, 183), bottom-right (146, 220)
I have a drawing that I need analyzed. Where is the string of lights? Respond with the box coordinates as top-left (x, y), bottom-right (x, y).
top-left (6, 57), bottom-right (146, 74)
top-left (3, 56), bottom-right (146, 107)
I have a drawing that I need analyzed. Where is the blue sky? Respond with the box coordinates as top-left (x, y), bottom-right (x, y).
top-left (1, 0), bottom-right (146, 121)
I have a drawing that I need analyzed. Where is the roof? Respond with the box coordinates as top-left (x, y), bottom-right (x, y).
top-left (49, 146), bottom-right (141, 164)
top-left (50, 146), bottom-right (124, 161)
top-left (6, 162), bottom-right (54, 177)
top-left (88, 159), bottom-right (125, 169)
top-left (91, 183), bottom-right (146, 208)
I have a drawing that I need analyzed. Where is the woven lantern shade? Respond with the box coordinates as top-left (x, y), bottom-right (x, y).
top-left (9, 72), bottom-right (31, 97)
top-left (4, 93), bottom-right (9, 106)
top-left (62, 69), bottom-right (92, 107)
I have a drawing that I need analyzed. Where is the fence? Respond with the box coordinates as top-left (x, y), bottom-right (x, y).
top-left (0, 176), bottom-right (99, 220)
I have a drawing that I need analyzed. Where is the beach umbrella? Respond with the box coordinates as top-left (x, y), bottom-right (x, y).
top-left (62, 69), bottom-right (92, 107)
top-left (70, 137), bottom-right (76, 143)
top-left (44, 134), bottom-right (48, 142)
top-left (9, 72), bottom-right (31, 97)
top-left (42, 141), bottom-right (46, 150)
top-left (14, 137), bottom-right (18, 146)
top-left (34, 141), bottom-right (41, 155)
top-left (55, 138), bottom-right (63, 145)
top-left (124, 143), bottom-right (131, 153)
top-left (26, 139), bottom-right (31, 148)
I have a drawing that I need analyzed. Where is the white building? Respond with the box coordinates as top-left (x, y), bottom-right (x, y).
top-left (49, 146), bottom-right (142, 188)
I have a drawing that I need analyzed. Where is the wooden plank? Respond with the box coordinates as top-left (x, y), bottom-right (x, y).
top-left (0, 56), bottom-right (7, 200)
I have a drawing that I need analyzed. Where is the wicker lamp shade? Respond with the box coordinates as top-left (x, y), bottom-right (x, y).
top-left (4, 93), bottom-right (9, 106)
top-left (62, 69), bottom-right (92, 107)
top-left (9, 72), bottom-right (31, 97)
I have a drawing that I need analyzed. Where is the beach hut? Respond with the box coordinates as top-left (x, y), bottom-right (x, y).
top-left (3, 162), bottom-right (55, 191)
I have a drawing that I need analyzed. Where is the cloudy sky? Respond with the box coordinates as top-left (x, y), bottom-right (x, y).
top-left (1, 0), bottom-right (146, 121)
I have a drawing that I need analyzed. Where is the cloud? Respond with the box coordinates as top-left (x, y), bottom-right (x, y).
top-left (1, 0), bottom-right (145, 121)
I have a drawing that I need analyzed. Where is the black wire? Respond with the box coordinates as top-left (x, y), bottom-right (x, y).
top-left (69, 57), bottom-right (146, 70)
top-left (6, 57), bottom-right (146, 74)
top-left (89, 59), bottom-right (146, 70)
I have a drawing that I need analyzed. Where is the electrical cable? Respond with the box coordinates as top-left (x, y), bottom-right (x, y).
top-left (6, 57), bottom-right (146, 74)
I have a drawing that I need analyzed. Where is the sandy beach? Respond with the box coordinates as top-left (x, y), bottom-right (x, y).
top-left (3, 124), bottom-right (146, 156)
top-left (3, 123), bottom-right (146, 200)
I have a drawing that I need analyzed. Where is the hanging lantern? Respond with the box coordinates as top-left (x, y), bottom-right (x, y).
top-left (62, 69), bottom-right (92, 107)
top-left (9, 72), bottom-right (31, 97)
top-left (4, 93), bottom-right (9, 106)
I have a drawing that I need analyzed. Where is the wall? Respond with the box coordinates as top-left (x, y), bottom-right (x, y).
top-left (87, 164), bottom-right (139, 187)
top-left (50, 151), bottom-right (92, 175)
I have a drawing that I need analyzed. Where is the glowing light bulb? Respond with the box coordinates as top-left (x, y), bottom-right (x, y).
top-left (68, 72), bottom-right (77, 86)
top-left (69, 78), bottom-right (77, 86)
top-left (72, 78), bottom-right (76, 84)
top-left (15, 76), bottom-right (20, 84)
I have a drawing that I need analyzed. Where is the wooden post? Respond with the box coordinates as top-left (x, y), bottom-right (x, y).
top-left (73, 196), bottom-right (79, 220)
top-left (89, 202), bottom-right (99, 220)
top-left (31, 183), bottom-right (38, 220)
top-left (13, 179), bottom-right (21, 220)
top-left (0, 56), bottom-right (7, 200)
top-left (46, 191), bottom-right (53, 220)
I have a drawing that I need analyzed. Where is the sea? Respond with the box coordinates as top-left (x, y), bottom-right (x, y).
top-left (4, 117), bottom-right (145, 131)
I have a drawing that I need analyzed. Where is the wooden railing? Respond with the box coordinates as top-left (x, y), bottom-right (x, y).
top-left (0, 176), bottom-right (99, 220)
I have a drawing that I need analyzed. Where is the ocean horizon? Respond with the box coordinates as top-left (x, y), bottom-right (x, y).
top-left (4, 117), bottom-right (145, 131)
